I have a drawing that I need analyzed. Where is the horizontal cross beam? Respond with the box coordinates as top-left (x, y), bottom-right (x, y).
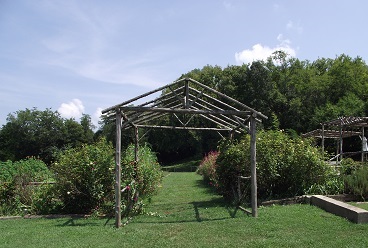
top-left (121, 106), bottom-right (251, 117)
top-left (135, 124), bottom-right (232, 131)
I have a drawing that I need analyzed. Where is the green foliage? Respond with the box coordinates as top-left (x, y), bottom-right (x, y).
top-left (120, 144), bottom-right (164, 217)
top-left (51, 138), bottom-right (115, 214)
top-left (3, 173), bottom-right (368, 247)
top-left (0, 108), bottom-right (96, 164)
top-left (305, 176), bottom-right (345, 195)
top-left (307, 158), bottom-right (368, 197)
top-left (50, 140), bottom-right (163, 217)
top-left (0, 157), bottom-right (52, 183)
top-left (196, 151), bottom-right (219, 187)
top-left (0, 157), bottom-right (53, 215)
top-left (214, 130), bottom-right (329, 201)
top-left (344, 163), bottom-right (368, 200)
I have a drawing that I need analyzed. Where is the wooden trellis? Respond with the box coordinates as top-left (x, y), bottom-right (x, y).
top-left (102, 77), bottom-right (268, 228)
top-left (303, 116), bottom-right (368, 163)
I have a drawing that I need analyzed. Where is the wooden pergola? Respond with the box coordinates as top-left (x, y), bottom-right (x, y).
top-left (102, 77), bottom-right (268, 228)
top-left (302, 116), bottom-right (368, 162)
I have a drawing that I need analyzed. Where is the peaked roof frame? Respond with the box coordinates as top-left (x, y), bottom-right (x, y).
top-left (302, 116), bottom-right (368, 164)
top-left (302, 117), bottom-right (368, 139)
top-left (102, 77), bottom-right (267, 133)
top-left (102, 77), bottom-right (268, 228)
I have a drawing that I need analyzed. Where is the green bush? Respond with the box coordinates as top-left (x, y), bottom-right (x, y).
top-left (121, 144), bottom-right (164, 217)
top-left (344, 163), bottom-right (368, 200)
top-left (51, 140), bottom-right (163, 217)
top-left (51, 138), bottom-right (115, 214)
top-left (305, 176), bottom-right (345, 195)
top-left (0, 157), bottom-right (53, 215)
top-left (215, 130), bottom-right (330, 202)
top-left (0, 158), bottom-right (52, 183)
top-left (196, 151), bottom-right (219, 187)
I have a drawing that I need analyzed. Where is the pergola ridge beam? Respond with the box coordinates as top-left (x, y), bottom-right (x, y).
top-left (135, 124), bottom-right (232, 132)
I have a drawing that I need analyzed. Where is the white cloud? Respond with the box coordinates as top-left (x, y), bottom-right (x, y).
top-left (58, 99), bottom-right (85, 119)
top-left (286, 20), bottom-right (303, 34)
top-left (92, 107), bottom-right (103, 129)
top-left (235, 34), bottom-right (297, 64)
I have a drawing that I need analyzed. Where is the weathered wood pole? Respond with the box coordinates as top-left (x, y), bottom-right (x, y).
top-left (339, 124), bottom-right (343, 162)
top-left (250, 114), bottom-right (257, 217)
top-left (362, 127), bottom-right (365, 163)
top-left (321, 124), bottom-right (325, 158)
top-left (115, 110), bottom-right (122, 228)
top-left (185, 80), bottom-right (189, 109)
top-left (134, 125), bottom-right (139, 163)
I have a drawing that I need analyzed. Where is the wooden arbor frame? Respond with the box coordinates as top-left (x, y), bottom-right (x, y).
top-left (102, 77), bottom-right (268, 228)
top-left (302, 116), bottom-right (368, 162)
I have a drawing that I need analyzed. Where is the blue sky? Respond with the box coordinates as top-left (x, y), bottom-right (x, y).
top-left (1, 0), bottom-right (368, 128)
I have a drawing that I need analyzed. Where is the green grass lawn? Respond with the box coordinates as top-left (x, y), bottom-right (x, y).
top-left (161, 156), bottom-right (202, 172)
top-left (2, 172), bottom-right (368, 247)
top-left (350, 202), bottom-right (368, 211)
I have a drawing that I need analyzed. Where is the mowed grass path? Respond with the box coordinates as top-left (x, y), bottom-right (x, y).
top-left (2, 172), bottom-right (368, 247)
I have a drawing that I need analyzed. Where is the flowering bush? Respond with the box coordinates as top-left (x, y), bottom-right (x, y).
top-left (196, 151), bottom-right (219, 187)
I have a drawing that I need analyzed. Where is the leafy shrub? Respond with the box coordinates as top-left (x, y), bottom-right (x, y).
top-left (121, 144), bottom-right (163, 217)
top-left (306, 176), bottom-right (345, 195)
top-left (215, 130), bottom-right (330, 202)
top-left (31, 183), bottom-right (63, 214)
top-left (0, 157), bottom-right (53, 215)
top-left (51, 138), bottom-right (115, 214)
top-left (0, 158), bottom-right (52, 183)
top-left (344, 163), bottom-right (368, 200)
top-left (51, 139), bottom-right (163, 217)
top-left (306, 158), bottom-right (357, 195)
top-left (196, 151), bottom-right (219, 187)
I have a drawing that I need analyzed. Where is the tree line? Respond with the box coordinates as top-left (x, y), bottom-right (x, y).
top-left (137, 52), bottom-right (368, 162)
top-left (1, 52), bottom-right (368, 163)
top-left (0, 108), bottom-right (96, 164)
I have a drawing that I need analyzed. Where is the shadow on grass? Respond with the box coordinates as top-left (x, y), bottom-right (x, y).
top-left (53, 216), bottom-right (115, 227)
top-left (56, 217), bottom-right (102, 227)
top-left (133, 192), bottom-right (243, 224)
top-left (194, 178), bottom-right (220, 195)
top-left (133, 203), bottom-right (234, 225)
top-left (194, 178), bottom-right (251, 218)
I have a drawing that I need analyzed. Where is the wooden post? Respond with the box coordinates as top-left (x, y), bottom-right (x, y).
top-left (321, 124), bottom-right (325, 158)
top-left (115, 110), bottom-right (122, 228)
top-left (339, 124), bottom-right (343, 162)
top-left (134, 125), bottom-right (139, 163)
top-left (185, 80), bottom-right (189, 109)
top-left (250, 114), bottom-right (257, 217)
top-left (362, 127), bottom-right (365, 163)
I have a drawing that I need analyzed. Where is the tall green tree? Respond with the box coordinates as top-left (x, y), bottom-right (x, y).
top-left (0, 108), bottom-right (95, 164)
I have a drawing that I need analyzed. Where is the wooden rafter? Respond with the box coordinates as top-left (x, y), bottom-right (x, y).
top-left (102, 77), bottom-right (268, 228)
top-left (102, 77), bottom-right (267, 131)
top-left (302, 116), bottom-right (368, 164)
